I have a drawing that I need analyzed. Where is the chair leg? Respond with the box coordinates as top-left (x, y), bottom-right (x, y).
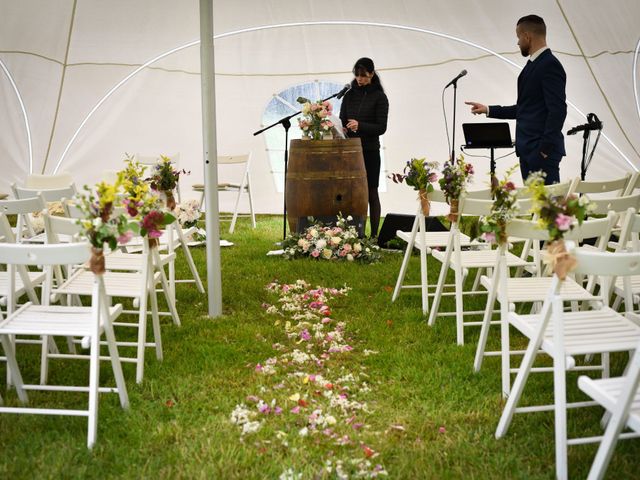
top-left (230, 189), bottom-right (242, 234)
top-left (86, 331), bottom-right (100, 449)
top-left (0, 335), bottom-right (28, 403)
top-left (552, 297), bottom-right (569, 480)
top-left (176, 225), bottom-right (204, 294)
top-left (159, 269), bottom-right (181, 327)
top-left (40, 335), bottom-right (50, 385)
top-left (419, 214), bottom-right (429, 316)
top-left (135, 292), bottom-right (148, 384)
top-left (428, 234), bottom-right (454, 327)
top-left (453, 237), bottom-right (465, 345)
top-left (474, 263), bottom-right (501, 372)
top-left (102, 319), bottom-right (129, 409)
top-left (247, 185), bottom-right (256, 229)
top-left (392, 211), bottom-right (419, 302)
top-left (149, 274), bottom-right (163, 361)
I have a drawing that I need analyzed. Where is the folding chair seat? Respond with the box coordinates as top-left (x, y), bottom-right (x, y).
top-left (474, 215), bottom-right (615, 395)
top-left (43, 213), bottom-right (178, 384)
top-left (0, 242), bottom-right (129, 448)
top-left (578, 341), bottom-right (640, 480)
top-left (427, 195), bottom-right (533, 345)
top-left (495, 246), bottom-right (640, 480)
top-left (391, 189), bottom-right (490, 315)
top-left (193, 153), bottom-right (256, 233)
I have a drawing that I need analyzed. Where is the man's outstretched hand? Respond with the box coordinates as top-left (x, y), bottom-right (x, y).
top-left (465, 101), bottom-right (488, 115)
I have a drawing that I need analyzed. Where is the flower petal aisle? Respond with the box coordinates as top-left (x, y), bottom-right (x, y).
top-left (229, 280), bottom-right (388, 479)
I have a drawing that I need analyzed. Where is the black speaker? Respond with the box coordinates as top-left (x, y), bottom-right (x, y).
top-left (377, 214), bottom-right (448, 248)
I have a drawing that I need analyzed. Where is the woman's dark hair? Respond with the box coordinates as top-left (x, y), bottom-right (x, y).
top-left (352, 57), bottom-right (384, 91)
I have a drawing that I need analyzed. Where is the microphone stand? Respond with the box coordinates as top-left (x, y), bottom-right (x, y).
top-left (450, 79), bottom-right (459, 162)
top-left (253, 89), bottom-right (345, 241)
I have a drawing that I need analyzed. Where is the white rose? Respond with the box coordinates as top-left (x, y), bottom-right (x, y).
top-left (322, 248), bottom-right (333, 259)
top-left (330, 236), bottom-right (341, 246)
top-left (309, 228), bottom-right (318, 238)
top-left (353, 243), bottom-right (362, 253)
top-left (346, 254), bottom-right (354, 261)
top-left (316, 239), bottom-right (327, 249)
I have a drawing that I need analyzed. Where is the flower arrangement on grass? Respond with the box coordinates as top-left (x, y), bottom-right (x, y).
top-left (146, 155), bottom-right (188, 210)
top-left (478, 166), bottom-right (519, 245)
top-left (527, 171), bottom-right (595, 279)
top-left (75, 180), bottom-right (138, 273)
top-left (118, 156), bottom-right (175, 244)
top-left (389, 158), bottom-right (439, 215)
top-left (297, 97), bottom-right (334, 140)
top-left (439, 154), bottom-right (474, 221)
top-left (281, 214), bottom-right (380, 263)
top-left (229, 279), bottom-right (388, 478)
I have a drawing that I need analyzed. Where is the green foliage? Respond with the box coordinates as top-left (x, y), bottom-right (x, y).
top-left (389, 158), bottom-right (439, 193)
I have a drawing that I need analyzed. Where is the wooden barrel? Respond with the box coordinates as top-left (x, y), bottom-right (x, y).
top-left (286, 138), bottom-right (368, 233)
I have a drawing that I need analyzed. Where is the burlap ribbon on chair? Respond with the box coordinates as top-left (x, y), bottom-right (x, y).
top-left (447, 198), bottom-right (460, 223)
top-left (542, 239), bottom-right (577, 280)
top-left (164, 190), bottom-right (177, 211)
top-left (418, 189), bottom-right (431, 216)
top-left (89, 247), bottom-right (105, 275)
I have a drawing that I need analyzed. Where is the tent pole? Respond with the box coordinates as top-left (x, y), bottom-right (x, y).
top-left (199, 0), bottom-right (222, 317)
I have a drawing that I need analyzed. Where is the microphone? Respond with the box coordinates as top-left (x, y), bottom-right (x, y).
top-left (444, 69), bottom-right (467, 88)
top-left (335, 84), bottom-right (351, 99)
top-left (567, 119), bottom-right (603, 135)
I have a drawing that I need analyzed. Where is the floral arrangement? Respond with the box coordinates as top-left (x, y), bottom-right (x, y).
top-left (527, 172), bottom-right (595, 241)
top-left (229, 279), bottom-right (388, 478)
top-left (478, 166), bottom-right (519, 244)
top-left (173, 199), bottom-right (205, 242)
top-left (75, 180), bottom-right (138, 273)
top-left (118, 156), bottom-right (175, 241)
top-left (439, 154), bottom-right (474, 204)
top-left (389, 158), bottom-right (439, 193)
top-left (297, 97), bottom-right (334, 140)
top-left (281, 214), bottom-right (380, 263)
top-left (527, 171), bottom-right (595, 279)
top-left (146, 155), bottom-right (188, 210)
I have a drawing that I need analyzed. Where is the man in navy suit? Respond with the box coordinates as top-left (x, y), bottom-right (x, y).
top-left (466, 15), bottom-right (567, 185)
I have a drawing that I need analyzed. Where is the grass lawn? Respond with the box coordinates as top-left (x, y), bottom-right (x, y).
top-left (0, 215), bottom-right (639, 479)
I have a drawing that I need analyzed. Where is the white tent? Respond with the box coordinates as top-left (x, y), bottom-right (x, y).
top-left (2, 0), bottom-right (639, 216)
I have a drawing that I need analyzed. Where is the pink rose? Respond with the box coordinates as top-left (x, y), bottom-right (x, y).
top-left (481, 232), bottom-right (496, 243)
top-left (311, 250), bottom-right (320, 258)
top-left (117, 230), bottom-right (134, 244)
top-left (555, 213), bottom-right (573, 231)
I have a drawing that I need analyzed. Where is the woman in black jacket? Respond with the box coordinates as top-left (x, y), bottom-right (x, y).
top-left (339, 57), bottom-right (389, 238)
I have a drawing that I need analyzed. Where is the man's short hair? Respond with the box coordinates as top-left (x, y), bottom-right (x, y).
top-left (517, 15), bottom-right (546, 36)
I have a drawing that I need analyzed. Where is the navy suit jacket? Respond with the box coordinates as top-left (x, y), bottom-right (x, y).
top-left (489, 49), bottom-right (567, 163)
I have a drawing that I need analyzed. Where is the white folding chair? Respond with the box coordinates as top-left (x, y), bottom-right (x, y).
top-left (25, 172), bottom-right (75, 190)
top-left (495, 246), bottom-right (640, 480)
top-left (391, 188), bottom-right (489, 316)
top-left (474, 214), bottom-right (615, 396)
top-left (0, 195), bottom-right (47, 242)
top-left (0, 242), bottom-right (129, 449)
top-left (193, 153), bottom-right (256, 233)
top-left (12, 183), bottom-right (77, 203)
top-left (578, 335), bottom-right (640, 480)
top-left (570, 174), bottom-right (632, 197)
top-left (43, 214), bottom-right (178, 384)
top-left (427, 195), bottom-right (532, 345)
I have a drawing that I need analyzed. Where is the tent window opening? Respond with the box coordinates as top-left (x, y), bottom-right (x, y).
top-left (261, 80), bottom-right (386, 193)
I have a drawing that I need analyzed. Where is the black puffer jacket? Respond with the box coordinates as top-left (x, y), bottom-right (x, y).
top-left (339, 82), bottom-right (389, 150)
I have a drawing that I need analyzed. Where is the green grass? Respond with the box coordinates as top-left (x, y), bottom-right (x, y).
top-left (1, 215), bottom-right (639, 479)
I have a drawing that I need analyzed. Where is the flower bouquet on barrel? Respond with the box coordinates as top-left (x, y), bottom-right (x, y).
top-left (439, 154), bottom-right (474, 222)
top-left (146, 155), bottom-right (188, 211)
top-left (75, 180), bottom-right (138, 274)
top-left (527, 171), bottom-right (595, 279)
top-left (389, 158), bottom-right (439, 216)
top-left (296, 97), bottom-right (335, 140)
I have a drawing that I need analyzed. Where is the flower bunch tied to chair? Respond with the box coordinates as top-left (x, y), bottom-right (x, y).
top-left (439, 154), bottom-right (474, 221)
top-left (75, 179), bottom-right (138, 274)
top-left (119, 156), bottom-right (175, 247)
top-left (296, 96), bottom-right (334, 140)
top-left (389, 158), bottom-right (439, 215)
top-left (527, 171), bottom-right (595, 279)
top-left (146, 154), bottom-right (188, 211)
top-left (478, 165), bottom-right (519, 245)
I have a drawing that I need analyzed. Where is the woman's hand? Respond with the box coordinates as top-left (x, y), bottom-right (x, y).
top-left (346, 119), bottom-right (359, 132)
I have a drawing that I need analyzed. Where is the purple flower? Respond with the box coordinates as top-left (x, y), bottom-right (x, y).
top-left (300, 329), bottom-right (311, 341)
top-left (555, 213), bottom-right (573, 231)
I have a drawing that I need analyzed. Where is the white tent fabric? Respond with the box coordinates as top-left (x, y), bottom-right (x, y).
top-left (1, 0), bottom-right (639, 215)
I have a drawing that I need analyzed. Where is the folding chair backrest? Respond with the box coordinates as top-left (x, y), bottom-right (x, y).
top-left (0, 212), bottom-right (17, 242)
top-left (43, 212), bottom-right (83, 243)
top-left (12, 183), bottom-right (77, 203)
top-left (60, 198), bottom-right (84, 219)
top-left (0, 195), bottom-right (46, 216)
top-left (616, 207), bottom-right (640, 252)
top-left (505, 214), bottom-right (614, 244)
top-left (622, 171), bottom-right (640, 196)
top-left (571, 245), bottom-right (640, 278)
top-left (0, 241), bottom-right (90, 266)
top-left (571, 174), bottom-right (631, 196)
top-left (587, 193), bottom-right (640, 216)
top-left (564, 213), bottom-right (615, 247)
top-left (464, 188), bottom-right (492, 200)
top-left (218, 154), bottom-right (251, 166)
top-left (217, 154), bottom-right (252, 188)
top-left (459, 196), bottom-right (493, 217)
top-left (25, 173), bottom-right (74, 190)
top-left (517, 179), bottom-right (575, 199)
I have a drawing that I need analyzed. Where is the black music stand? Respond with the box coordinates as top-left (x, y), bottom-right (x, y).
top-left (462, 122), bottom-right (514, 181)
